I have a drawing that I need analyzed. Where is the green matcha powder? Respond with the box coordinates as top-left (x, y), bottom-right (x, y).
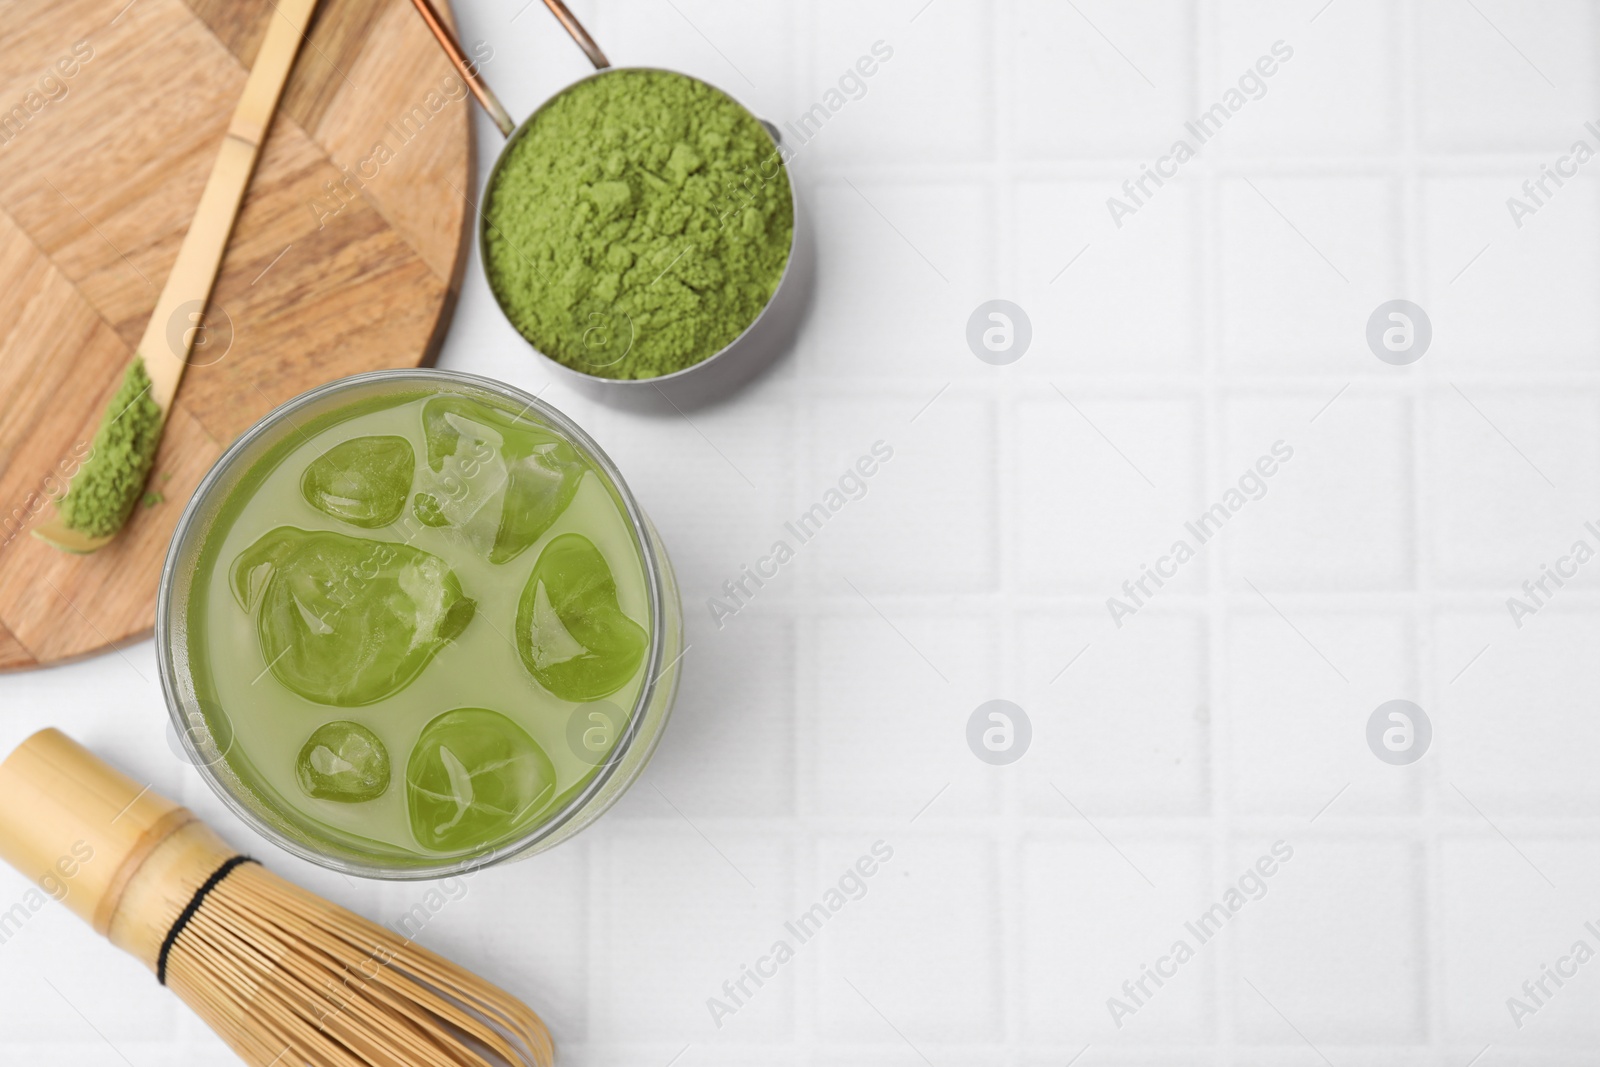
top-left (58, 358), bottom-right (164, 537)
top-left (482, 68), bottom-right (794, 380)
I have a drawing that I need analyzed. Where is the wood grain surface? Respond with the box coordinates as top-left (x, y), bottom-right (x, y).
top-left (0, 0), bottom-right (474, 670)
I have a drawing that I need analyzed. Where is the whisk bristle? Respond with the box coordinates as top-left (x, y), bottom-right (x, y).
top-left (163, 862), bottom-right (554, 1067)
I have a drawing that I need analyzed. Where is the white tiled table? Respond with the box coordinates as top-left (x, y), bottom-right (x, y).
top-left (5, 0), bottom-right (1600, 1063)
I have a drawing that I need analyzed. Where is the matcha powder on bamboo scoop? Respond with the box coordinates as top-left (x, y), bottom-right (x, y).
top-left (482, 69), bottom-right (794, 380)
top-left (57, 358), bottom-right (164, 538)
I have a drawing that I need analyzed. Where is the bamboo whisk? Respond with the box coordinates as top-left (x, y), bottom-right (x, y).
top-left (0, 729), bottom-right (553, 1067)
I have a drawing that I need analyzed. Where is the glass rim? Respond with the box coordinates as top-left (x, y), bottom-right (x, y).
top-left (155, 368), bottom-right (671, 880)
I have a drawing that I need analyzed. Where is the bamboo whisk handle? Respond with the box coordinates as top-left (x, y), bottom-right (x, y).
top-left (0, 728), bottom-right (254, 975)
top-left (0, 728), bottom-right (201, 937)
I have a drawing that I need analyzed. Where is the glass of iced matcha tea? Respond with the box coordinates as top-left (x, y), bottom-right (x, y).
top-left (158, 370), bottom-right (681, 878)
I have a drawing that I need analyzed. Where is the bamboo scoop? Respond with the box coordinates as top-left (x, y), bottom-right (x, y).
top-left (0, 729), bottom-right (554, 1067)
top-left (34, 0), bottom-right (318, 554)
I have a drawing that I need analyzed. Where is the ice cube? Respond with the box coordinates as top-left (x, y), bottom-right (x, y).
top-left (230, 527), bottom-right (476, 706)
top-left (300, 435), bottom-right (414, 528)
top-left (412, 396), bottom-right (587, 564)
top-left (515, 533), bottom-right (646, 701)
top-left (405, 708), bottom-right (557, 852)
top-left (296, 721), bottom-right (390, 802)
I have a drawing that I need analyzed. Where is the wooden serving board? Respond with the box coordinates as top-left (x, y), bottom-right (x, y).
top-left (0, 0), bottom-right (474, 671)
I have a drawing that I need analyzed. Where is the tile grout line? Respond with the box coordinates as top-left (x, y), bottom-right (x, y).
top-left (1194, 0), bottom-right (1238, 1055)
top-left (794, 3), bottom-right (813, 1059)
top-left (795, 0), bottom-right (814, 1056)
top-left (1401, 0), bottom-right (1447, 1054)
top-left (993, 0), bottom-right (1024, 1055)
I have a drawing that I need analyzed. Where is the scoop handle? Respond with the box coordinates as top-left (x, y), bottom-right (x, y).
top-left (139, 0), bottom-right (319, 412)
top-left (407, 0), bottom-right (611, 140)
top-left (538, 0), bottom-right (613, 72)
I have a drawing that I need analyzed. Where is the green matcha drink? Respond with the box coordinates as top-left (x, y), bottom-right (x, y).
top-left (482, 68), bottom-right (794, 381)
top-left (161, 372), bottom-right (680, 875)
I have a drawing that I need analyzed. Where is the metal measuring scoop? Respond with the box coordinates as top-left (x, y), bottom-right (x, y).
top-left (407, 0), bottom-right (807, 396)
